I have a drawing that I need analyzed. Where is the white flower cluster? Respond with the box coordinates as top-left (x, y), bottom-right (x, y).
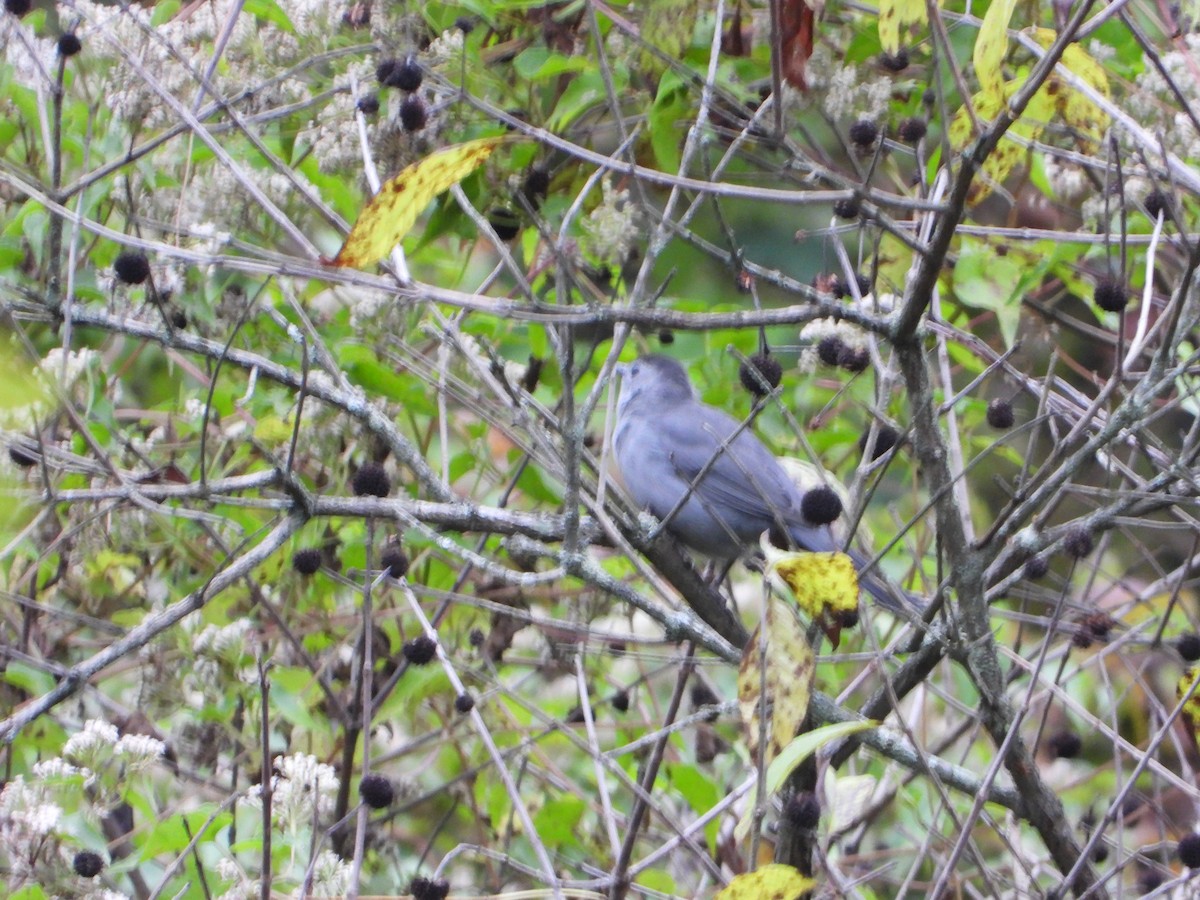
top-left (581, 178), bottom-right (640, 268)
top-left (806, 43), bottom-right (891, 123)
top-left (797, 293), bottom-right (883, 371)
top-left (0, 346), bottom-right (98, 432)
top-left (62, 717), bottom-right (165, 790)
top-left (1129, 33), bottom-right (1200, 161)
top-left (187, 619), bottom-right (255, 699)
top-left (245, 752), bottom-right (340, 833)
top-left (0, 719), bottom-right (162, 896)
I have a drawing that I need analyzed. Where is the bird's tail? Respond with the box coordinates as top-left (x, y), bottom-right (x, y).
top-left (849, 550), bottom-right (925, 614)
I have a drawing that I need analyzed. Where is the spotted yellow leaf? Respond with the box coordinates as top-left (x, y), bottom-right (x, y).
top-left (738, 595), bottom-right (814, 773)
top-left (331, 137), bottom-right (502, 269)
top-left (768, 547), bottom-right (859, 633)
top-left (1177, 668), bottom-right (1200, 754)
top-left (713, 864), bottom-right (816, 900)
top-left (973, 0), bottom-right (1019, 97)
top-left (948, 79), bottom-right (1055, 205)
top-left (1030, 29), bottom-right (1110, 145)
top-left (879, 0), bottom-right (928, 55)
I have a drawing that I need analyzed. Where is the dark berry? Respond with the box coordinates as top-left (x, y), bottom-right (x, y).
top-left (292, 548), bottom-right (322, 576)
top-left (454, 16), bottom-right (475, 33)
top-left (403, 635), bottom-right (437, 665)
top-left (351, 462), bottom-right (390, 497)
top-left (848, 119), bottom-right (878, 147)
top-left (9, 444), bottom-right (36, 467)
top-left (1093, 278), bottom-right (1127, 313)
top-left (611, 690), bottom-right (629, 713)
top-left (801, 485), bottom-right (842, 525)
top-left (986, 398), bottom-right (1015, 429)
top-left (816, 335), bottom-right (845, 367)
top-left (784, 791), bottom-right (821, 829)
top-left (922, 88), bottom-right (936, 106)
top-left (522, 166), bottom-right (550, 206)
top-left (858, 423), bottom-right (899, 460)
top-left (375, 58), bottom-right (398, 84)
top-left (832, 272), bottom-right (871, 299)
top-left (57, 34), bottom-right (82, 57)
top-left (1046, 730), bottom-right (1082, 759)
top-left (521, 356), bottom-right (543, 392)
top-left (1071, 631), bottom-right (1094, 650)
top-left (73, 850), bottom-right (104, 878)
top-left (566, 706), bottom-right (586, 724)
top-left (1084, 613), bottom-right (1116, 640)
top-left (838, 607), bottom-right (860, 629)
top-left (469, 628), bottom-right (485, 647)
top-left (380, 545), bottom-right (408, 579)
top-left (1139, 870), bottom-right (1165, 892)
top-left (357, 94), bottom-right (380, 115)
top-left (4, 0), bottom-right (32, 15)
top-left (391, 55), bottom-right (423, 91)
top-left (738, 354), bottom-right (783, 397)
top-left (1177, 633), bottom-right (1200, 662)
top-left (879, 48), bottom-right (909, 71)
top-left (487, 207), bottom-right (520, 241)
top-left (1180, 833), bottom-right (1200, 868)
top-left (113, 251), bottom-right (151, 285)
top-left (833, 197), bottom-right (861, 220)
top-left (691, 684), bottom-right (718, 721)
top-left (837, 344), bottom-right (870, 372)
top-left (1023, 554), bottom-right (1049, 580)
top-left (410, 875), bottom-right (451, 900)
top-left (1094, 843), bottom-right (1109, 863)
top-left (658, 329), bottom-right (674, 345)
top-left (1063, 526), bottom-right (1094, 559)
top-left (399, 95), bottom-right (428, 132)
top-left (359, 773), bottom-right (394, 809)
top-left (1144, 189), bottom-right (1172, 219)
top-left (170, 308), bottom-right (187, 329)
top-left (454, 692), bottom-right (475, 713)
top-left (898, 117), bottom-right (927, 143)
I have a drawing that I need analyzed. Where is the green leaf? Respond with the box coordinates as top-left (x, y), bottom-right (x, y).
top-left (245, 0), bottom-right (295, 32)
top-left (533, 795), bottom-right (585, 849)
top-left (649, 70), bottom-right (688, 174)
top-left (140, 807), bottom-right (233, 857)
top-left (668, 763), bottom-right (721, 852)
top-left (549, 70), bottom-right (605, 131)
top-left (513, 47), bottom-right (588, 80)
top-left (2, 661), bottom-right (56, 696)
top-left (338, 344), bottom-right (430, 410)
top-left (953, 240), bottom-right (1024, 347)
top-left (765, 720), bottom-right (877, 795)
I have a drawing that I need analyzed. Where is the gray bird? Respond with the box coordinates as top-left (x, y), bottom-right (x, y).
top-left (612, 354), bottom-right (919, 613)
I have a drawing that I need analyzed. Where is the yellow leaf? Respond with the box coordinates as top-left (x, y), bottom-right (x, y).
top-left (738, 595), bottom-right (815, 773)
top-left (331, 137), bottom-right (502, 269)
top-left (770, 550), bottom-right (859, 622)
top-left (879, 0), bottom-right (927, 54)
top-left (973, 0), bottom-right (1019, 97)
top-left (948, 80), bottom-right (1053, 205)
top-left (713, 864), bottom-right (816, 900)
top-left (1177, 668), bottom-right (1200, 754)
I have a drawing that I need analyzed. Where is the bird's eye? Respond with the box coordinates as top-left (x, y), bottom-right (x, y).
top-left (630, 364), bottom-right (640, 377)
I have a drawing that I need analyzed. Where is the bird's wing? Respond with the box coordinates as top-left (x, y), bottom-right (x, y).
top-left (662, 404), bottom-right (808, 527)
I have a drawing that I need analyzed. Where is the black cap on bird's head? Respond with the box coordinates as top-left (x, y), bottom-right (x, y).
top-left (615, 355), bottom-right (695, 414)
